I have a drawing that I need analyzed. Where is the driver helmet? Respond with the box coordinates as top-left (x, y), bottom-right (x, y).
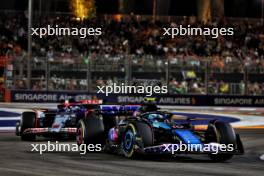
top-left (141, 97), bottom-right (158, 112)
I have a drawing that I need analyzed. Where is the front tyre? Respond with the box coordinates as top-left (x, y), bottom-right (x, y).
top-left (122, 123), bottom-right (137, 158)
top-left (122, 121), bottom-right (153, 158)
top-left (208, 121), bottom-right (236, 162)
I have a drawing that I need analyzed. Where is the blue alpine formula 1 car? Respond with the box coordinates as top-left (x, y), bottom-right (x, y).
top-left (77, 106), bottom-right (244, 162)
top-left (16, 100), bottom-right (103, 141)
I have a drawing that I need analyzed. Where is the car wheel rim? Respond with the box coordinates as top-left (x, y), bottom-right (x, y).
top-left (76, 127), bottom-right (83, 145)
top-left (123, 130), bottom-right (134, 151)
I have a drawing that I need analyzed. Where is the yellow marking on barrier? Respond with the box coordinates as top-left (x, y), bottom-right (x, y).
top-left (194, 125), bottom-right (264, 130)
top-left (233, 125), bottom-right (264, 129)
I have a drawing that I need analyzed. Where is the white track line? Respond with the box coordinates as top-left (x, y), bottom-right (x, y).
top-left (0, 127), bottom-right (16, 131)
top-left (0, 117), bottom-right (20, 120)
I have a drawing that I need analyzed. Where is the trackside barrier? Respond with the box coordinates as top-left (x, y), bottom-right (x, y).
top-left (10, 90), bottom-right (264, 107)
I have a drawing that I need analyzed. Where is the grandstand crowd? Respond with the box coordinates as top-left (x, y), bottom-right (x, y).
top-left (0, 12), bottom-right (264, 95)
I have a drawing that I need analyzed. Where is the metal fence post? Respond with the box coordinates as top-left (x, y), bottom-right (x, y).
top-left (27, 0), bottom-right (33, 90)
top-left (124, 39), bottom-right (131, 86)
top-left (125, 54), bottom-right (131, 86)
top-left (205, 59), bottom-right (209, 95)
top-left (166, 57), bottom-right (170, 88)
top-left (244, 65), bottom-right (248, 95)
top-left (46, 57), bottom-right (48, 91)
top-left (87, 55), bottom-right (91, 92)
top-left (129, 55), bottom-right (132, 86)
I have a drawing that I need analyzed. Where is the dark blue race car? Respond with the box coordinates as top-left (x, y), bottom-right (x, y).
top-left (16, 100), bottom-right (102, 141)
top-left (77, 105), bottom-right (244, 162)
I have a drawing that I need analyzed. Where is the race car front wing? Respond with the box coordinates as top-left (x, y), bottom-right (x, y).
top-left (23, 128), bottom-right (77, 135)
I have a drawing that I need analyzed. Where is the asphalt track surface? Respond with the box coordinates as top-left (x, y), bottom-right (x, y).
top-left (0, 131), bottom-right (263, 175)
top-left (0, 104), bottom-right (264, 176)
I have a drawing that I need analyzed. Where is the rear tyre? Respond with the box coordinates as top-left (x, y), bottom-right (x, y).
top-left (208, 121), bottom-right (236, 162)
top-left (122, 121), bottom-right (153, 158)
top-left (76, 113), bottom-right (105, 147)
top-left (20, 112), bottom-right (36, 141)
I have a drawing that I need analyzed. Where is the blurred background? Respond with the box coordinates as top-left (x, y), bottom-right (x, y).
top-left (0, 0), bottom-right (263, 101)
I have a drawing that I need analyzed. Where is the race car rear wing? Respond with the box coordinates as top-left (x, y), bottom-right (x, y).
top-left (79, 99), bottom-right (103, 105)
top-left (58, 99), bottom-right (103, 109)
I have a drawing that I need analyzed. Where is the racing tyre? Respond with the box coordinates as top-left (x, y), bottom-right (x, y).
top-left (122, 121), bottom-right (153, 158)
top-left (76, 113), bottom-right (105, 147)
top-left (208, 121), bottom-right (236, 162)
top-left (20, 112), bottom-right (36, 141)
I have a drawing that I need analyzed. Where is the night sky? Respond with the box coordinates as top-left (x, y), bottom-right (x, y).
top-left (0, 0), bottom-right (262, 18)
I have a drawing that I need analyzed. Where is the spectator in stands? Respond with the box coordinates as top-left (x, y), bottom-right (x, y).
top-left (0, 12), bottom-right (263, 95)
